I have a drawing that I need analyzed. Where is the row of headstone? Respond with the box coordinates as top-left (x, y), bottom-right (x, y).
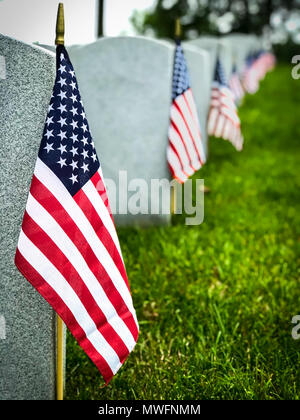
top-left (0, 31), bottom-right (267, 399)
top-left (39, 34), bottom-right (263, 227)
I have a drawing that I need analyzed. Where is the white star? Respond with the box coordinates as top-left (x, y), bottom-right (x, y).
top-left (57, 157), bottom-right (67, 168)
top-left (81, 136), bottom-right (89, 146)
top-left (91, 153), bottom-right (97, 162)
top-left (81, 110), bottom-right (86, 119)
top-left (69, 69), bottom-right (75, 77)
top-left (46, 116), bottom-right (53, 125)
top-left (44, 143), bottom-right (54, 153)
top-left (70, 133), bottom-right (78, 143)
top-left (81, 149), bottom-right (89, 159)
top-left (57, 116), bottom-right (67, 127)
top-left (70, 93), bottom-right (77, 103)
top-left (90, 140), bottom-right (95, 148)
top-left (70, 81), bottom-right (77, 90)
top-left (57, 103), bottom-right (67, 114)
top-left (70, 120), bottom-right (78, 130)
top-left (69, 160), bottom-right (78, 170)
top-left (81, 123), bottom-right (88, 133)
top-left (70, 106), bottom-right (78, 116)
top-left (45, 129), bottom-right (53, 139)
top-left (58, 77), bottom-right (67, 87)
top-left (48, 103), bottom-right (54, 112)
top-left (58, 90), bottom-right (67, 100)
top-left (57, 144), bottom-right (67, 154)
top-left (70, 146), bottom-right (78, 157)
top-left (60, 53), bottom-right (65, 60)
top-left (69, 173), bottom-right (78, 184)
top-left (57, 130), bottom-right (67, 141)
top-left (58, 64), bottom-right (66, 74)
top-left (81, 163), bottom-right (89, 173)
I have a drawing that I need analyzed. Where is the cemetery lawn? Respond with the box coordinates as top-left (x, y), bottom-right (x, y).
top-left (65, 64), bottom-right (300, 400)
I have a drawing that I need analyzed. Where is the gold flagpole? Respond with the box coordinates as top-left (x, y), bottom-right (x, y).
top-left (55, 3), bottom-right (65, 46)
top-left (55, 2), bottom-right (65, 401)
top-left (175, 17), bottom-right (181, 39)
top-left (170, 183), bottom-right (177, 215)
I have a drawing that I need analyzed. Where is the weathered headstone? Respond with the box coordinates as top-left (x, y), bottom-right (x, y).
top-left (0, 34), bottom-right (61, 400)
top-left (187, 36), bottom-right (233, 83)
top-left (66, 36), bottom-right (176, 226)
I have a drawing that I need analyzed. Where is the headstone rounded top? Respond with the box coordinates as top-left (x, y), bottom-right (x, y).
top-left (187, 36), bottom-right (233, 81)
top-left (67, 35), bottom-right (175, 54)
top-left (0, 33), bottom-right (55, 58)
top-left (181, 42), bottom-right (211, 58)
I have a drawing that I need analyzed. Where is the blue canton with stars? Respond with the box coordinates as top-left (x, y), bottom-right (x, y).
top-left (172, 41), bottom-right (190, 100)
top-left (38, 46), bottom-right (100, 196)
top-left (214, 59), bottom-right (228, 87)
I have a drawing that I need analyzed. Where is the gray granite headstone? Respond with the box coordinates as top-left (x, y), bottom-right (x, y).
top-left (224, 34), bottom-right (260, 76)
top-left (187, 36), bottom-right (233, 83)
top-left (0, 34), bottom-right (61, 400)
top-left (66, 37), bottom-right (175, 226)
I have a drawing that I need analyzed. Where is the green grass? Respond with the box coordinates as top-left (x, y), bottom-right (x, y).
top-left (65, 65), bottom-right (300, 400)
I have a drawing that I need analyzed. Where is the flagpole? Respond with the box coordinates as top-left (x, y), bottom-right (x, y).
top-left (55, 3), bottom-right (65, 46)
top-left (170, 184), bottom-right (177, 214)
top-left (175, 17), bottom-right (181, 40)
top-left (56, 315), bottom-right (64, 400)
top-left (171, 18), bottom-right (182, 215)
top-left (55, 2), bottom-right (65, 401)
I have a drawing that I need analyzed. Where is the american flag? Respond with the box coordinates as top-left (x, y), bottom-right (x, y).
top-left (229, 64), bottom-right (245, 105)
top-left (243, 51), bottom-right (276, 94)
top-left (15, 45), bottom-right (139, 384)
top-left (242, 54), bottom-right (260, 94)
top-left (207, 59), bottom-right (243, 151)
top-left (167, 41), bottom-right (206, 183)
top-left (262, 52), bottom-right (276, 74)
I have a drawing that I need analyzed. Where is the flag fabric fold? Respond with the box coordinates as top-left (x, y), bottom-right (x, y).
top-left (15, 45), bottom-right (139, 384)
top-left (167, 40), bottom-right (206, 183)
top-left (207, 59), bottom-right (243, 151)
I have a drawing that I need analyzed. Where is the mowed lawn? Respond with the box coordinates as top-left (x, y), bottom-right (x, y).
top-left (65, 64), bottom-right (300, 400)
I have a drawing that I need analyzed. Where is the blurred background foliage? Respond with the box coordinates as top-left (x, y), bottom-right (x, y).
top-left (129, 0), bottom-right (300, 61)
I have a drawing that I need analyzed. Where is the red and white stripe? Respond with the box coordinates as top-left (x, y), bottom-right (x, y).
top-left (243, 62), bottom-right (260, 94)
top-left (15, 158), bottom-right (139, 383)
top-left (207, 82), bottom-right (243, 151)
top-left (229, 72), bottom-right (245, 103)
top-left (167, 88), bottom-right (206, 183)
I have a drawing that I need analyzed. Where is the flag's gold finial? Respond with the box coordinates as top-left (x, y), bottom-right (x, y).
top-left (55, 3), bottom-right (65, 46)
top-left (175, 18), bottom-right (181, 39)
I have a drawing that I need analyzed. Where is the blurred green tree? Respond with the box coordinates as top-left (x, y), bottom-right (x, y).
top-left (131, 0), bottom-right (299, 40)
